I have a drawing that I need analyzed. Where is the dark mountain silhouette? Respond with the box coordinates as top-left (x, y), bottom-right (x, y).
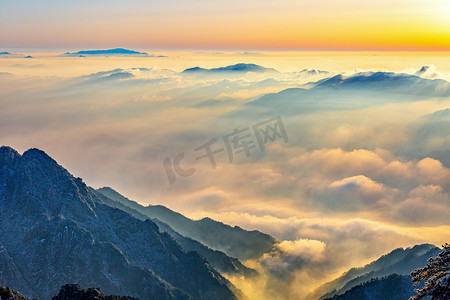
top-left (0, 146), bottom-right (236, 300)
top-left (182, 63), bottom-right (278, 74)
top-left (324, 274), bottom-right (415, 300)
top-left (310, 244), bottom-right (440, 300)
top-left (96, 187), bottom-right (277, 261)
top-left (62, 48), bottom-right (149, 57)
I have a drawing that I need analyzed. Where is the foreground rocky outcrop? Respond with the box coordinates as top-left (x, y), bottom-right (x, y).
top-left (0, 284), bottom-right (138, 300)
top-left (0, 285), bottom-right (30, 300)
top-left (51, 284), bottom-right (138, 300)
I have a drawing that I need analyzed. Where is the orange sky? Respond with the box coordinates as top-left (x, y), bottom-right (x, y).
top-left (0, 0), bottom-right (449, 50)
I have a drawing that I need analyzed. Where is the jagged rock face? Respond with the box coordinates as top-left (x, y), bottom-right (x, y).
top-left (0, 146), bottom-right (236, 300)
top-left (51, 284), bottom-right (138, 300)
top-left (0, 285), bottom-right (30, 300)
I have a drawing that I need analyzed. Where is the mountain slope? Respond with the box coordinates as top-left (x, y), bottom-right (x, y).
top-left (311, 244), bottom-right (440, 300)
top-left (153, 220), bottom-right (258, 277)
top-left (0, 246), bottom-right (27, 294)
top-left (0, 146), bottom-right (236, 300)
top-left (324, 274), bottom-right (415, 300)
top-left (96, 187), bottom-right (277, 261)
top-left (91, 188), bottom-right (256, 277)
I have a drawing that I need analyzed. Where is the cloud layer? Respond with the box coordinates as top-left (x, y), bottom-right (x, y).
top-left (1, 54), bottom-right (450, 299)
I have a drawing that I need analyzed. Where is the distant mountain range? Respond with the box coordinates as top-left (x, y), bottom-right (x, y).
top-left (182, 63), bottom-right (279, 74)
top-left (94, 187), bottom-right (277, 262)
top-left (91, 187), bottom-right (259, 277)
top-left (225, 71), bottom-right (450, 120)
top-left (312, 72), bottom-right (450, 96)
top-left (61, 48), bottom-right (158, 57)
top-left (0, 51), bottom-right (30, 58)
top-left (0, 146), bottom-right (237, 299)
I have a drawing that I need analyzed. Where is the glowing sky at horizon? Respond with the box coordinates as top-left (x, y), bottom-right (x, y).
top-left (1, 0), bottom-right (449, 50)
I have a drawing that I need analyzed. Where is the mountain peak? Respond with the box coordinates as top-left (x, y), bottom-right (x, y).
top-left (0, 146), bottom-right (97, 219)
top-left (22, 147), bottom-right (55, 162)
top-left (0, 147), bottom-right (57, 164)
top-left (0, 146), bottom-right (20, 164)
top-left (0, 145), bottom-right (18, 153)
top-left (97, 186), bottom-right (120, 195)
